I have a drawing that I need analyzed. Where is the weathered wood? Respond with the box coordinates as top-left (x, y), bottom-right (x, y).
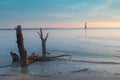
top-left (38, 54), bottom-right (71, 61)
top-left (37, 28), bottom-right (49, 59)
top-left (28, 54), bottom-right (71, 63)
top-left (10, 26), bottom-right (71, 66)
top-left (29, 53), bottom-right (40, 60)
top-left (46, 54), bottom-right (71, 59)
top-left (10, 51), bottom-right (19, 62)
top-left (70, 68), bottom-right (89, 73)
top-left (16, 25), bottom-right (29, 66)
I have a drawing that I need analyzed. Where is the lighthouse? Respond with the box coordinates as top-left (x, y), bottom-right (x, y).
top-left (85, 22), bottom-right (87, 29)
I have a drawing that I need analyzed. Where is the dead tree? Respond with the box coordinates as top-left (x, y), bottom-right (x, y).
top-left (37, 28), bottom-right (48, 59)
top-left (16, 25), bottom-right (29, 66)
top-left (10, 26), bottom-right (71, 66)
top-left (10, 51), bottom-right (20, 62)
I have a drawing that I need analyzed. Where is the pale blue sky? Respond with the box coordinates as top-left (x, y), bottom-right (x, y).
top-left (0, 0), bottom-right (120, 28)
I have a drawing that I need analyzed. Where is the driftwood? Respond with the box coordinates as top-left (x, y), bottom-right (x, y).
top-left (37, 28), bottom-right (48, 59)
top-left (29, 53), bottom-right (40, 60)
top-left (29, 54), bottom-right (71, 63)
top-left (38, 54), bottom-right (71, 61)
top-left (16, 25), bottom-right (29, 66)
top-left (10, 26), bottom-right (71, 66)
top-left (10, 51), bottom-right (70, 62)
top-left (10, 51), bottom-right (19, 62)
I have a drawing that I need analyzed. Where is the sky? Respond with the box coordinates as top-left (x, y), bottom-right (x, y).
top-left (0, 0), bottom-right (120, 28)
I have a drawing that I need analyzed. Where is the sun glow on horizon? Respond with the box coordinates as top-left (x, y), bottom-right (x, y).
top-left (17, 22), bottom-right (120, 29)
top-left (0, 0), bottom-right (120, 28)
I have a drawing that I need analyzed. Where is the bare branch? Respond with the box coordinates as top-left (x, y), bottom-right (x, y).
top-left (37, 28), bottom-right (44, 40)
top-left (37, 32), bottom-right (41, 36)
top-left (40, 28), bottom-right (43, 40)
top-left (40, 28), bottom-right (43, 36)
top-left (45, 33), bottom-right (49, 41)
top-left (37, 32), bottom-right (42, 39)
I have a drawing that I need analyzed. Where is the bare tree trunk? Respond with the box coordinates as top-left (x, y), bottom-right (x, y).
top-left (16, 25), bottom-right (29, 66)
top-left (37, 28), bottom-right (48, 59)
top-left (42, 40), bottom-right (46, 58)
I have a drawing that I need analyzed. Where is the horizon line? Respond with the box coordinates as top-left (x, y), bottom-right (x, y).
top-left (0, 27), bottom-right (120, 30)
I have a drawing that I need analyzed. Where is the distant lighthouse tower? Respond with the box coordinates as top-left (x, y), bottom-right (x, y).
top-left (85, 22), bottom-right (87, 29)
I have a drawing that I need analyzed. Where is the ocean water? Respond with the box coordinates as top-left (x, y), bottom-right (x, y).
top-left (0, 28), bottom-right (120, 75)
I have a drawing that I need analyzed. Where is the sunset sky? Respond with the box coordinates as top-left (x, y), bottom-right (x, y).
top-left (0, 0), bottom-right (120, 28)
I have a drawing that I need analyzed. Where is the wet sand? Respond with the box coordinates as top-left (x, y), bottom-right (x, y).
top-left (1, 73), bottom-right (120, 80)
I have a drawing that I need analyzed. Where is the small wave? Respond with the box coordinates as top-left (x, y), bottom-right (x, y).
top-left (114, 56), bottom-right (120, 58)
top-left (70, 68), bottom-right (89, 73)
top-left (0, 65), bottom-right (12, 68)
top-left (70, 59), bottom-right (120, 64)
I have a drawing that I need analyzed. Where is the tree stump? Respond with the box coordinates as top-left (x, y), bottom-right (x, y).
top-left (10, 51), bottom-right (19, 62)
top-left (16, 25), bottom-right (29, 66)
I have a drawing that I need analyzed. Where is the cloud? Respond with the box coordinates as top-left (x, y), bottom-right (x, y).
top-left (93, 0), bottom-right (115, 12)
top-left (86, 0), bottom-right (119, 22)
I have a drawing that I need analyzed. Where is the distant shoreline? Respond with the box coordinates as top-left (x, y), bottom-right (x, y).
top-left (0, 28), bottom-right (120, 30)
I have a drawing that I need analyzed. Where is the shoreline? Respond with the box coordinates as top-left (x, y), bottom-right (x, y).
top-left (1, 73), bottom-right (120, 80)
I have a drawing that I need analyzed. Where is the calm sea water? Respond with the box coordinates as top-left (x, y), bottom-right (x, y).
top-left (1, 28), bottom-right (120, 75)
